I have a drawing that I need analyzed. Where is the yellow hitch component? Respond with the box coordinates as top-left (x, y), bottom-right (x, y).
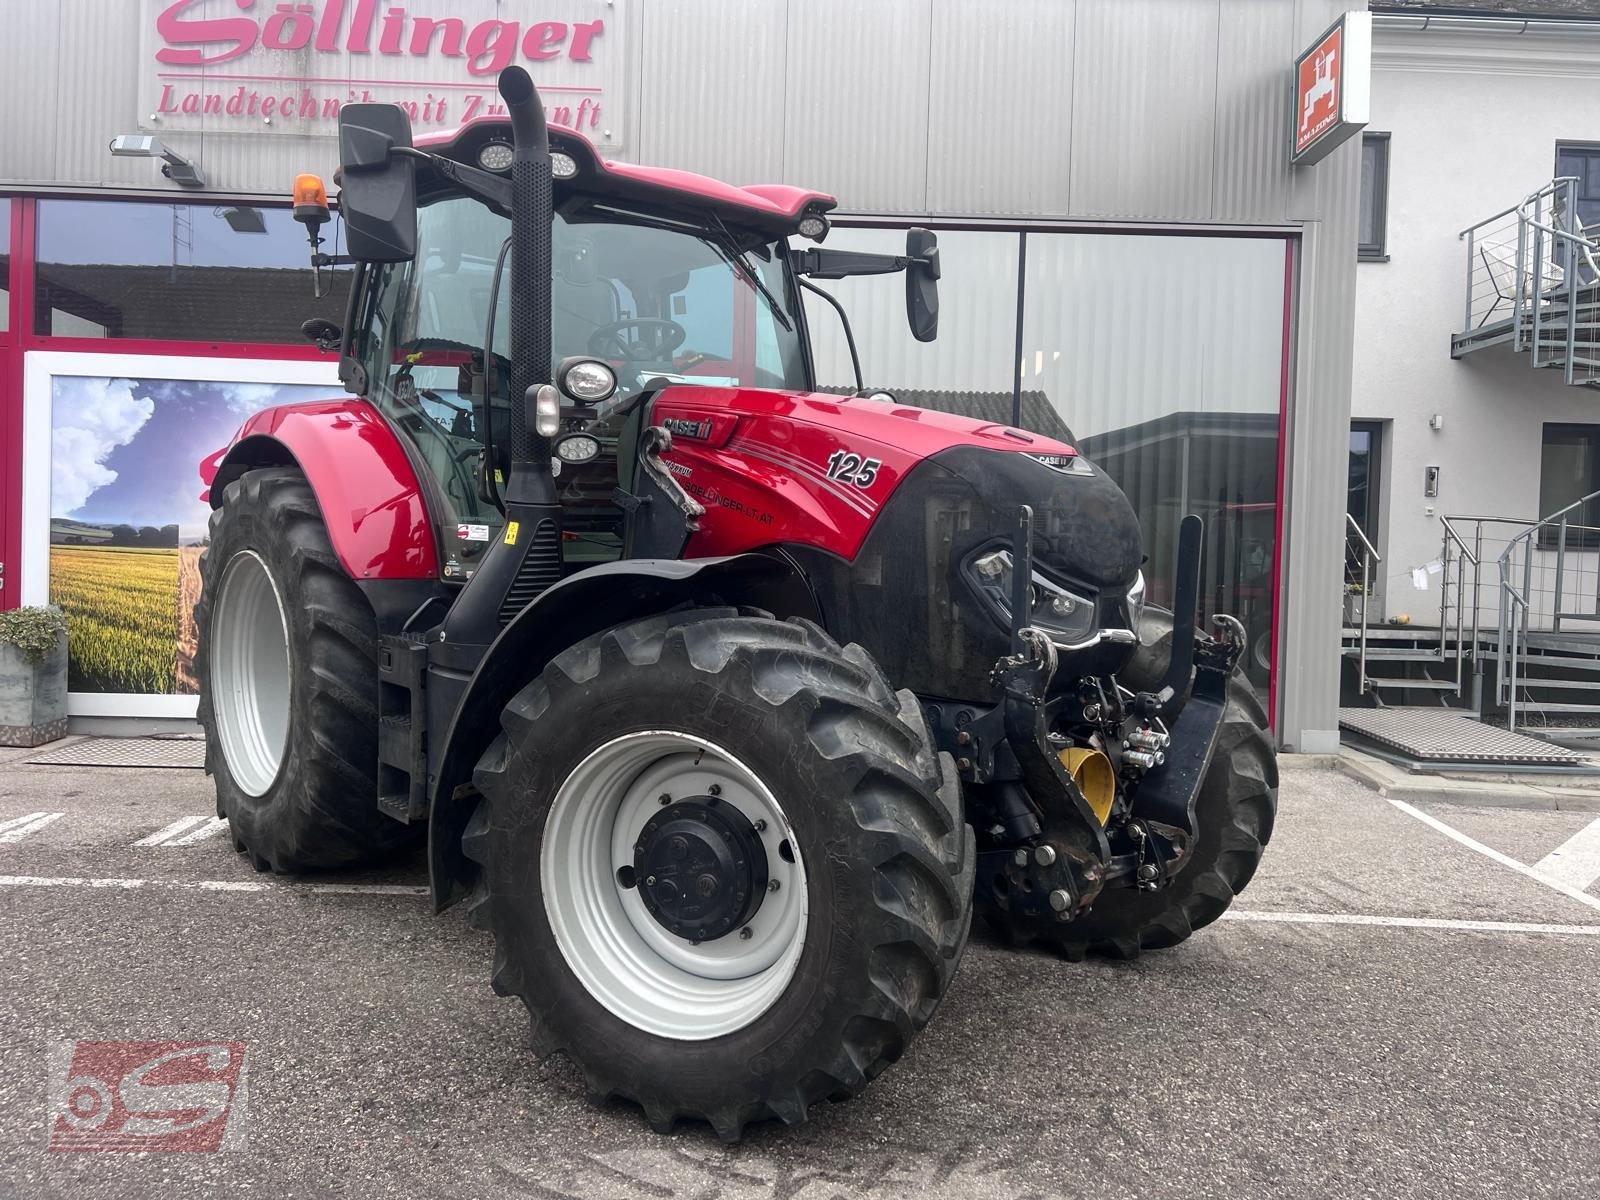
top-left (1059, 747), bottom-right (1116, 826)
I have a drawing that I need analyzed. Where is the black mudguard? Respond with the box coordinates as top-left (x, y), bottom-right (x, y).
top-left (425, 552), bottom-right (820, 911)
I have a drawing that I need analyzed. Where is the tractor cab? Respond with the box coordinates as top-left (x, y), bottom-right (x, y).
top-left (297, 111), bottom-right (935, 581)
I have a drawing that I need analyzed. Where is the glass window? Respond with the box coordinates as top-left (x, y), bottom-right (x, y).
top-left (1539, 423), bottom-right (1600, 547)
top-left (800, 227), bottom-right (1021, 423)
top-left (1020, 232), bottom-right (1289, 694)
top-left (1359, 133), bottom-right (1390, 261)
top-left (1556, 143), bottom-right (1600, 231)
top-left (1347, 422), bottom-right (1383, 583)
top-left (355, 194), bottom-right (811, 573)
top-left (34, 200), bottom-right (349, 342)
top-left (0, 196), bottom-right (10, 332)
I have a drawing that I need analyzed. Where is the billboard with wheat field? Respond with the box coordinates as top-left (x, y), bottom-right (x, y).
top-left (27, 366), bottom-right (339, 710)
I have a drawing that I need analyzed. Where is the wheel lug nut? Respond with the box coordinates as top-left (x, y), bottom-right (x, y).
top-left (1012, 848), bottom-right (1029, 867)
top-left (739, 927), bottom-right (752, 940)
top-left (658, 794), bottom-right (671, 806)
top-left (753, 819), bottom-right (767, 833)
top-left (645, 875), bottom-right (657, 887)
top-left (767, 879), bottom-right (780, 892)
top-left (1048, 888), bottom-right (1071, 913)
top-left (1034, 845), bottom-right (1057, 867)
top-left (708, 783), bottom-right (722, 796)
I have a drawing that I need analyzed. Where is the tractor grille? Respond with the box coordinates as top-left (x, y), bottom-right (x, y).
top-left (498, 518), bottom-right (562, 625)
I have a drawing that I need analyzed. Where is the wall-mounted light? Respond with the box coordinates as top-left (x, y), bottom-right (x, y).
top-left (108, 134), bottom-right (206, 188)
top-left (216, 206), bottom-right (266, 234)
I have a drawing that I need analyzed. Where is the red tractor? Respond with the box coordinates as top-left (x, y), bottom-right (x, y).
top-left (196, 68), bottom-right (1276, 1139)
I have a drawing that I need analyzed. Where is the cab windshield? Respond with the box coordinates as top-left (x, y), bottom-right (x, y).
top-left (354, 194), bottom-right (810, 573)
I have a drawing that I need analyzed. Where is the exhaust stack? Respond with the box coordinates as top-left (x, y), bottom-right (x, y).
top-left (440, 66), bottom-right (564, 645)
top-left (496, 64), bottom-right (556, 500)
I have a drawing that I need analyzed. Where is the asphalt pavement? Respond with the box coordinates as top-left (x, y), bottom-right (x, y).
top-left (1, 744), bottom-right (1597, 1199)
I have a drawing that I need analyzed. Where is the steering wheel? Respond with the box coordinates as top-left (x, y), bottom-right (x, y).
top-left (587, 318), bottom-right (687, 362)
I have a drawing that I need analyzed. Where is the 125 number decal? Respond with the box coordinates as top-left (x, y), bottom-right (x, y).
top-left (825, 451), bottom-right (881, 488)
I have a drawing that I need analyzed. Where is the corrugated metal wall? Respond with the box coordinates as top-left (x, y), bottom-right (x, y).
top-left (0, 0), bottom-right (1361, 748)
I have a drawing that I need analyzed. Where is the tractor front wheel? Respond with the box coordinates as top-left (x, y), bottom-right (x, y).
top-left (464, 610), bottom-right (974, 1140)
top-left (195, 467), bottom-right (417, 871)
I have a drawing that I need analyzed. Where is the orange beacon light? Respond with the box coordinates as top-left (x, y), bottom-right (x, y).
top-left (293, 173), bottom-right (330, 229)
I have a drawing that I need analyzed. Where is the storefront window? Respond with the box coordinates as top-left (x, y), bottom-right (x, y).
top-left (1020, 233), bottom-right (1289, 692)
top-left (34, 200), bottom-right (348, 343)
top-left (800, 228), bottom-right (1021, 424)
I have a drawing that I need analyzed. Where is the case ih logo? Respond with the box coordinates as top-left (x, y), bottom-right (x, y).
top-left (48, 1040), bottom-right (248, 1152)
top-left (661, 417), bottom-right (714, 441)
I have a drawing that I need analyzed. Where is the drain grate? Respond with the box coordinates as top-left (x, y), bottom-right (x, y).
top-left (25, 737), bottom-right (206, 770)
top-left (1338, 707), bottom-right (1588, 766)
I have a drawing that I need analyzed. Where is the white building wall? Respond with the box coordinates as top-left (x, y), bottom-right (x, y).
top-left (1359, 24), bottom-right (1600, 621)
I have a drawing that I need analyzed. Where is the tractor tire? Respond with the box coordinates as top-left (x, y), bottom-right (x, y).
top-left (195, 467), bottom-right (418, 872)
top-left (463, 609), bottom-right (975, 1140)
top-left (994, 605), bottom-right (1277, 959)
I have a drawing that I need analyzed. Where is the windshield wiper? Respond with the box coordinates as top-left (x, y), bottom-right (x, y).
top-left (707, 213), bottom-right (793, 333)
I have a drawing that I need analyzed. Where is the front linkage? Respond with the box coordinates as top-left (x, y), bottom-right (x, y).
top-left (968, 508), bottom-right (1244, 932)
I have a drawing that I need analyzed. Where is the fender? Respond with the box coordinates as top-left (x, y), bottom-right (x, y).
top-left (426, 552), bottom-right (821, 911)
top-left (202, 399), bottom-right (439, 580)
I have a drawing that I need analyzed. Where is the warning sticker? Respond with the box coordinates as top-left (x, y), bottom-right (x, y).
top-left (456, 523), bottom-right (490, 542)
top-left (504, 521), bottom-right (520, 546)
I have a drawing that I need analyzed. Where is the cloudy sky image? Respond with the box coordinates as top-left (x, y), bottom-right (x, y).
top-left (52, 375), bottom-right (338, 539)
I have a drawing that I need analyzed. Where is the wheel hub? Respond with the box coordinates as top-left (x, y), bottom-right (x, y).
top-left (634, 797), bottom-right (767, 942)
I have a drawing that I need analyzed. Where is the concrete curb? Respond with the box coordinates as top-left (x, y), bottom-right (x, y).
top-left (1286, 748), bottom-right (1600, 812)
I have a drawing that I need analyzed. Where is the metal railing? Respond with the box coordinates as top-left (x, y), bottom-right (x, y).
top-left (1492, 488), bottom-right (1600, 730)
top-left (1456, 177), bottom-right (1600, 386)
top-left (1345, 513), bottom-right (1380, 695)
top-left (1438, 515), bottom-right (1483, 701)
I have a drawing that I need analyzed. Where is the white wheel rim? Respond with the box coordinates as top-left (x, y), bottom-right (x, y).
top-left (209, 550), bottom-right (291, 798)
top-left (541, 730), bottom-right (810, 1040)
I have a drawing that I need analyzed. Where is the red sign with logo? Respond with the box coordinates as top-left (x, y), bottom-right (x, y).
top-left (1289, 12), bottom-right (1370, 167)
top-left (1295, 27), bottom-right (1341, 156)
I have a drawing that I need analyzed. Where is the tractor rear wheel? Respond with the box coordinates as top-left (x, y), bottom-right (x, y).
top-left (195, 467), bottom-right (417, 871)
top-left (990, 606), bottom-right (1277, 959)
top-left (463, 609), bottom-right (975, 1140)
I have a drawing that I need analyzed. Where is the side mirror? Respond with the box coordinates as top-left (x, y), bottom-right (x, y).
top-left (337, 103), bottom-right (417, 263)
top-left (905, 227), bottom-right (940, 343)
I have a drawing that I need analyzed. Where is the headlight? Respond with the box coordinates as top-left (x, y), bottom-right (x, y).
top-left (553, 433), bottom-right (601, 465)
top-left (476, 141), bottom-right (514, 172)
top-left (557, 357), bottom-right (617, 403)
top-left (968, 549), bottom-right (1098, 645)
top-left (1126, 570), bottom-right (1146, 629)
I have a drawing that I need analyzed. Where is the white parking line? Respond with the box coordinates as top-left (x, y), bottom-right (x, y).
top-left (1533, 815), bottom-right (1600, 892)
top-left (0, 874), bottom-right (428, 897)
top-left (1384, 796), bottom-right (1600, 915)
top-left (133, 815), bottom-right (211, 847)
top-left (0, 812), bottom-right (65, 843)
top-left (167, 816), bottom-right (230, 846)
top-left (1222, 910), bottom-right (1600, 937)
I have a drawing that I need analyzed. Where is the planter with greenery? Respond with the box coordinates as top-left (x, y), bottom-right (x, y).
top-left (0, 606), bottom-right (68, 747)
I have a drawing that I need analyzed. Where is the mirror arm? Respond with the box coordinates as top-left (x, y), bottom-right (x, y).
top-left (401, 148), bottom-right (514, 216)
top-left (793, 247), bottom-right (913, 280)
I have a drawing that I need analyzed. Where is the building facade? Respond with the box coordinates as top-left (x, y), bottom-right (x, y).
top-left (1353, 4), bottom-right (1600, 650)
top-left (0, 0), bottom-right (1364, 749)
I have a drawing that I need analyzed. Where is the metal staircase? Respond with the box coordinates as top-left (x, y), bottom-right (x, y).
top-left (1452, 178), bottom-right (1600, 386)
top-left (1341, 496), bottom-right (1600, 743)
